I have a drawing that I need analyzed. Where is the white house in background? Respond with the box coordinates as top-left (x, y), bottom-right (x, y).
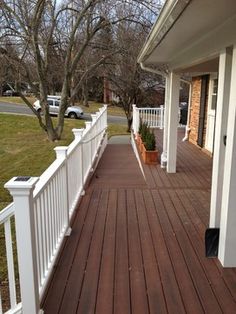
top-left (138, 0), bottom-right (236, 267)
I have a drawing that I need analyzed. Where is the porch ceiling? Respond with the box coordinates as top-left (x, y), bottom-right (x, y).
top-left (138, 0), bottom-right (236, 73)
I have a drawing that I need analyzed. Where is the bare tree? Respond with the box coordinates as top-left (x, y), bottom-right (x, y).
top-left (105, 1), bottom-right (164, 131)
top-left (0, 0), bottom-right (164, 139)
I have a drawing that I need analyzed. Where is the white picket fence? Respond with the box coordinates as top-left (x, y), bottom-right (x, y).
top-left (132, 104), bottom-right (165, 134)
top-left (0, 105), bottom-right (108, 314)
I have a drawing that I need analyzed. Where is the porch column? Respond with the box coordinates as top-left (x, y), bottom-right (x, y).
top-left (209, 47), bottom-right (232, 228)
top-left (166, 72), bottom-right (180, 173)
top-left (218, 44), bottom-right (236, 267)
top-left (161, 74), bottom-right (170, 168)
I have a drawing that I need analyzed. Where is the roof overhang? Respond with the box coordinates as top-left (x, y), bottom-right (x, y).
top-left (138, 0), bottom-right (236, 75)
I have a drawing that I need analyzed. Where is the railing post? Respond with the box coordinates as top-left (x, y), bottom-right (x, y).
top-left (160, 105), bottom-right (164, 129)
top-left (132, 104), bottom-right (139, 136)
top-left (85, 121), bottom-right (92, 131)
top-left (95, 112), bottom-right (101, 149)
top-left (91, 114), bottom-right (97, 160)
top-left (85, 121), bottom-right (92, 168)
top-left (4, 176), bottom-right (43, 314)
top-left (72, 128), bottom-right (84, 140)
top-left (72, 128), bottom-right (85, 195)
top-left (54, 146), bottom-right (71, 236)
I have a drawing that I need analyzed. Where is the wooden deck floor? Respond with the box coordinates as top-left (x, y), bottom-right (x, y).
top-left (42, 130), bottom-right (236, 314)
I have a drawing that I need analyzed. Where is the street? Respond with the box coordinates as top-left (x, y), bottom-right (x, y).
top-left (0, 101), bottom-right (127, 125)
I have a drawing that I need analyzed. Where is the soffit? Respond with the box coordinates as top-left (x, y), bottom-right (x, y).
top-left (140, 0), bottom-right (236, 72)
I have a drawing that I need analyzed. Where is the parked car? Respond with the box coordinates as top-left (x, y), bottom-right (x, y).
top-left (33, 97), bottom-right (83, 119)
top-left (3, 89), bottom-right (18, 96)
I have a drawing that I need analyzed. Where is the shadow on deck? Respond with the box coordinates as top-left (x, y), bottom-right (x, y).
top-left (42, 130), bottom-right (236, 314)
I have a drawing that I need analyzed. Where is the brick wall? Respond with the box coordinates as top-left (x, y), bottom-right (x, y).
top-left (189, 77), bottom-right (201, 145)
top-left (189, 76), bottom-right (209, 148)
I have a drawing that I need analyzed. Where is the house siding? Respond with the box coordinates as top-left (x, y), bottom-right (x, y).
top-left (189, 76), bottom-right (209, 148)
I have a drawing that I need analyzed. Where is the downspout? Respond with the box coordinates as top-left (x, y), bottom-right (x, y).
top-left (181, 79), bottom-right (192, 141)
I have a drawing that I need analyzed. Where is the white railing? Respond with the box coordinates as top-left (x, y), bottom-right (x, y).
top-left (1, 105), bottom-right (108, 314)
top-left (132, 104), bottom-right (186, 135)
top-left (132, 104), bottom-right (165, 134)
top-left (0, 203), bottom-right (22, 314)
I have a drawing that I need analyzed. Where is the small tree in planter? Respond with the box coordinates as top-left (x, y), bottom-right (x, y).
top-left (145, 131), bottom-right (156, 151)
top-left (136, 118), bottom-right (143, 145)
top-left (142, 129), bottom-right (158, 165)
top-left (137, 120), bottom-right (148, 152)
top-left (140, 122), bottom-right (149, 142)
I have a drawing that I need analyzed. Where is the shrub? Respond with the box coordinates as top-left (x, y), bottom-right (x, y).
top-left (138, 118), bottom-right (143, 134)
top-left (138, 119), bottom-right (156, 150)
top-left (140, 122), bottom-right (149, 143)
top-left (144, 130), bottom-right (156, 151)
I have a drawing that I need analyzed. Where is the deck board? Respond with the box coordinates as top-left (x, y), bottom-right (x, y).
top-left (42, 131), bottom-right (236, 314)
top-left (113, 190), bottom-right (130, 314)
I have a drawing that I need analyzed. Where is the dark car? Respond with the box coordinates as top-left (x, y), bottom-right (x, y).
top-left (3, 89), bottom-right (19, 96)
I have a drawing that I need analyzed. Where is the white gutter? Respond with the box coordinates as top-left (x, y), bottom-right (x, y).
top-left (138, 0), bottom-right (192, 65)
top-left (140, 62), bottom-right (168, 78)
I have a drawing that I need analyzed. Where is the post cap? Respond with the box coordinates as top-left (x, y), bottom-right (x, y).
top-left (4, 177), bottom-right (39, 194)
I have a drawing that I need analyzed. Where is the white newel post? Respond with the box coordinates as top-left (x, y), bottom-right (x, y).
top-left (85, 121), bottom-right (92, 131)
top-left (166, 72), bottom-right (180, 173)
top-left (4, 177), bottom-right (43, 314)
top-left (160, 105), bottom-right (164, 129)
top-left (132, 104), bottom-right (139, 135)
top-left (209, 47), bottom-right (232, 228)
top-left (85, 121), bottom-right (92, 167)
top-left (54, 146), bottom-right (71, 236)
top-left (218, 45), bottom-right (236, 267)
top-left (161, 75), bottom-right (170, 168)
top-left (72, 128), bottom-right (84, 140)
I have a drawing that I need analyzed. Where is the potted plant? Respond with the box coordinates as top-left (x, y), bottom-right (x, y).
top-left (142, 129), bottom-right (158, 165)
top-left (136, 118), bottom-right (143, 146)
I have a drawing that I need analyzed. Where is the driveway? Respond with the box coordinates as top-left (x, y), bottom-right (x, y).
top-left (0, 101), bottom-right (127, 125)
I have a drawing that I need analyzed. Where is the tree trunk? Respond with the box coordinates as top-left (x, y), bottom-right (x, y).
top-left (127, 116), bottom-right (133, 133)
top-left (82, 82), bottom-right (89, 107)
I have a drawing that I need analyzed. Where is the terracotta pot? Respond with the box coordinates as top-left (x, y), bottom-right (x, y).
top-left (140, 141), bottom-right (145, 154)
top-left (142, 148), bottom-right (158, 165)
top-left (136, 133), bottom-right (141, 146)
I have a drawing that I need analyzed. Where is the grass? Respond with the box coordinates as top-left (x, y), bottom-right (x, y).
top-left (0, 114), bottom-right (84, 210)
top-left (0, 96), bottom-right (125, 117)
top-left (0, 113), bottom-right (128, 210)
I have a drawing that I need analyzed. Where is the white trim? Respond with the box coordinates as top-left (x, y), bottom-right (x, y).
top-left (218, 44), bottom-right (236, 267)
top-left (166, 72), bottom-right (180, 173)
top-left (210, 48), bottom-right (232, 228)
top-left (205, 74), bottom-right (217, 152)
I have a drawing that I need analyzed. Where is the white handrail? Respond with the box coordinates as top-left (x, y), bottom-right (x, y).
top-left (132, 105), bottom-right (186, 135)
top-left (2, 105), bottom-right (108, 314)
top-left (132, 105), bottom-right (165, 135)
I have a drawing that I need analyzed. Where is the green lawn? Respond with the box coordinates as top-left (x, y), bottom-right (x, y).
top-left (0, 96), bottom-right (125, 117)
top-left (0, 113), bottom-right (128, 210)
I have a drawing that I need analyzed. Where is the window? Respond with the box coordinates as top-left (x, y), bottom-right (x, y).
top-left (211, 79), bottom-right (218, 110)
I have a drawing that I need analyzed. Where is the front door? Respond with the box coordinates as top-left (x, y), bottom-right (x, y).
top-left (205, 75), bottom-right (218, 153)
